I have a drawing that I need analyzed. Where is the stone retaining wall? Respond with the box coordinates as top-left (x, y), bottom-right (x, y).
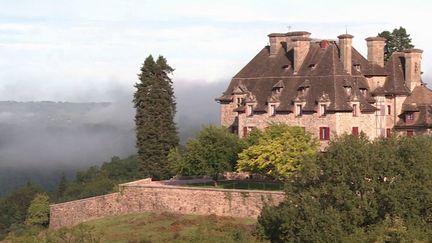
top-left (49, 180), bottom-right (285, 229)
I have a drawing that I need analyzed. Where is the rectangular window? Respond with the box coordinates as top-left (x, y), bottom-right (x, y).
top-left (320, 104), bottom-right (326, 116)
top-left (406, 113), bottom-right (414, 121)
top-left (269, 104), bottom-right (276, 116)
top-left (407, 130), bottom-right (414, 137)
top-left (352, 127), bottom-right (359, 136)
top-left (243, 127), bottom-right (248, 137)
top-left (352, 104), bottom-right (358, 117)
top-left (247, 105), bottom-right (253, 116)
top-left (231, 126), bottom-right (238, 134)
top-left (386, 128), bottom-right (391, 138)
top-left (387, 105), bottom-right (391, 115)
top-left (296, 104), bottom-right (302, 116)
top-left (319, 127), bottom-right (330, 140)
top-left (236, 97), bottom-right (243, 107)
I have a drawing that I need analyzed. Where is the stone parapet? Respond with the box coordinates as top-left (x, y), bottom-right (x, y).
top-left (49, 180), bottom-right (284, 229)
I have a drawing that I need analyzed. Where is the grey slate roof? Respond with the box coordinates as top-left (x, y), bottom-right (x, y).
top-left (217, 40), bottom-right (378, 113)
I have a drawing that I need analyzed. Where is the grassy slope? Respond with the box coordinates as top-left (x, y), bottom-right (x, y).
top-left (86, 212), bottom-right (265, 242)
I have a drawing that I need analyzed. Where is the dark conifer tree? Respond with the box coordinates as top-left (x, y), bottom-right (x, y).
top-left (133, 55), bottom-right (178, 179)
top-left (378, 27), bottom-right (414, 61)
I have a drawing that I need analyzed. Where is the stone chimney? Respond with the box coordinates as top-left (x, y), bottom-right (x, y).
top-left (286, 31), bottom-right (311, 47)
top-left (365, 37), bottom-right (386, 67)
top-left (268, 33), bottom-right (286, 56)
top-left (338, 34), bottom-right (354, 74)
top-left (403, 48), bottom-right (423, 91)
top-left (291, 35), bottom-right (311, 74)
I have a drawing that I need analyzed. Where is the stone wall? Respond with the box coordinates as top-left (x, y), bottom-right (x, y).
top-left (49, 181), bottom-right (284, 229)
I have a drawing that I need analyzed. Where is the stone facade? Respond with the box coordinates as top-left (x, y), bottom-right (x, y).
top-left (217, 30), bottom-right (432, 141)
top-left (49, 179), bottom-right (284, 229)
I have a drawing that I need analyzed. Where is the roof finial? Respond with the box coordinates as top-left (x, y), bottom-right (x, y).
top-left (345, 25), bottom-right (348, 34)
top-left (287, 25), bottom-right (292, 32)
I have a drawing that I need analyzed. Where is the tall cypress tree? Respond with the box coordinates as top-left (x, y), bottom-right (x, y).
top-left (134, 55), bottom-right (178, 179)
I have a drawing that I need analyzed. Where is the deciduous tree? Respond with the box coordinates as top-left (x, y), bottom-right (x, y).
top-left (25, 193), bottom-right (50, 227)
top-left (237, 124), bottom-right (318, 179)
top-left (258, 134), bottom-right (432, 242)
top-left (168, 125), bottom-right (243, 183)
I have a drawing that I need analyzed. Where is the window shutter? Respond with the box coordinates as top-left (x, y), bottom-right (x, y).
top-left (326, 127), bottom-right (330, 140)
top-left (386, 128), bottom-right (391, 138)
top-left (352, 127), bottom-right (359, 136)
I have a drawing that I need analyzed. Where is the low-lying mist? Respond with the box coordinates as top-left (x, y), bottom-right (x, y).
top-left (0, 80), bottom-right (226, 194)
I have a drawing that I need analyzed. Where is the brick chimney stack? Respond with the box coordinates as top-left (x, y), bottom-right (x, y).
top-left (366, 37), bottom-right (386, 67)
top-left (338, 34), bottom-right (354, 74)
top-left (404, 48), bottom-right (423, 91)
top-left (268, 33), bottom-right (286, 56)
top-left (289, 32), bottom-right (311, 74)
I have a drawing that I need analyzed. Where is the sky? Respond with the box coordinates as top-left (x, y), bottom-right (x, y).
top-left (0, 0), bottom-right (432, 101)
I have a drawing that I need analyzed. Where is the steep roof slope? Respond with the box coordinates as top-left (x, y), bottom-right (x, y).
top-left (218, 41), bottom-right (376, 112)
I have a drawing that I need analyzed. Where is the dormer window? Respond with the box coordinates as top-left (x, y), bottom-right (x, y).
top-left (269, 104), bottom-right (276, 116)
top-left (247, 105), bottom-right (253, 116)
top-left (309, 64), bottom-right (317, 70)
top-left (236, 97), bottom-right (244, 107)
top-left (359, 88), bottom-right (367, 96)
top-left (345, 86), bottom-right (352, 95)
top-left (319, 104), bottom-right (327, 117)
top-left (406, 112), bottom-right (414, 122)
top-left (275, 87), bottom-right (282, 94)
top-left (352, 104), bottom-right (358, 117)
top-left (354, 64), bottom-right (361, 72)
top-left (295, 104), bottom-right (302, 116)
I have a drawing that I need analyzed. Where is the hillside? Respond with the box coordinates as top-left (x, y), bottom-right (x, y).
top-left (6, 212), bottom-right (266, 243)
top-left (0, 101), bottom-right (136, 195)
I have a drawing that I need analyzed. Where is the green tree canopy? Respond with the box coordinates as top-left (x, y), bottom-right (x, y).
top-left (168, 125), bottom-right (243, 180)
top-left (134, 55), bottom-right (179, 179)
top-left (237, 124), bottom-right (318, 180)
top-left (378, 27), bottom-right (414, 61)
top-left (258, 134), bottom-right (432, 242)
top-left (25, 193), bottom-right (50, 227)
top-left (0, 183), bottom-right (42, 239)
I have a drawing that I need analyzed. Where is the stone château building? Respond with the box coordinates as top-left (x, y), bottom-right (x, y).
top-left (216, 31), bottom-right (432, 146)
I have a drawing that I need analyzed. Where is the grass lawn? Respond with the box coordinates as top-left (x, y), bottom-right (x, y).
top-left (185, 180), bottom-right (284, 191)
top-left (6, 212), bottom-right (267, 242)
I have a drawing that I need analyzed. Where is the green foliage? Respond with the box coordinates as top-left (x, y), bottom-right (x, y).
top-left (134, 55), bottom-right (179, 179)
top-left (56, 173), bottom-right (68, 199)
top-left (237, 124), bottom-right (318, 179)
top-left (378, 27), bottom-right (414, 61)
top-left (25, 193), bottom-right (50, 227)
top-left (168, 125), bottom-right (243, 179)
top-left (0, 183), bottom-right (42, 239)
top-left (258, 134), bottom-right (432, 242)
top-left (14, 213), bottom-right (263, 243)
top-left (56, 155), bottom-right (140, 203)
